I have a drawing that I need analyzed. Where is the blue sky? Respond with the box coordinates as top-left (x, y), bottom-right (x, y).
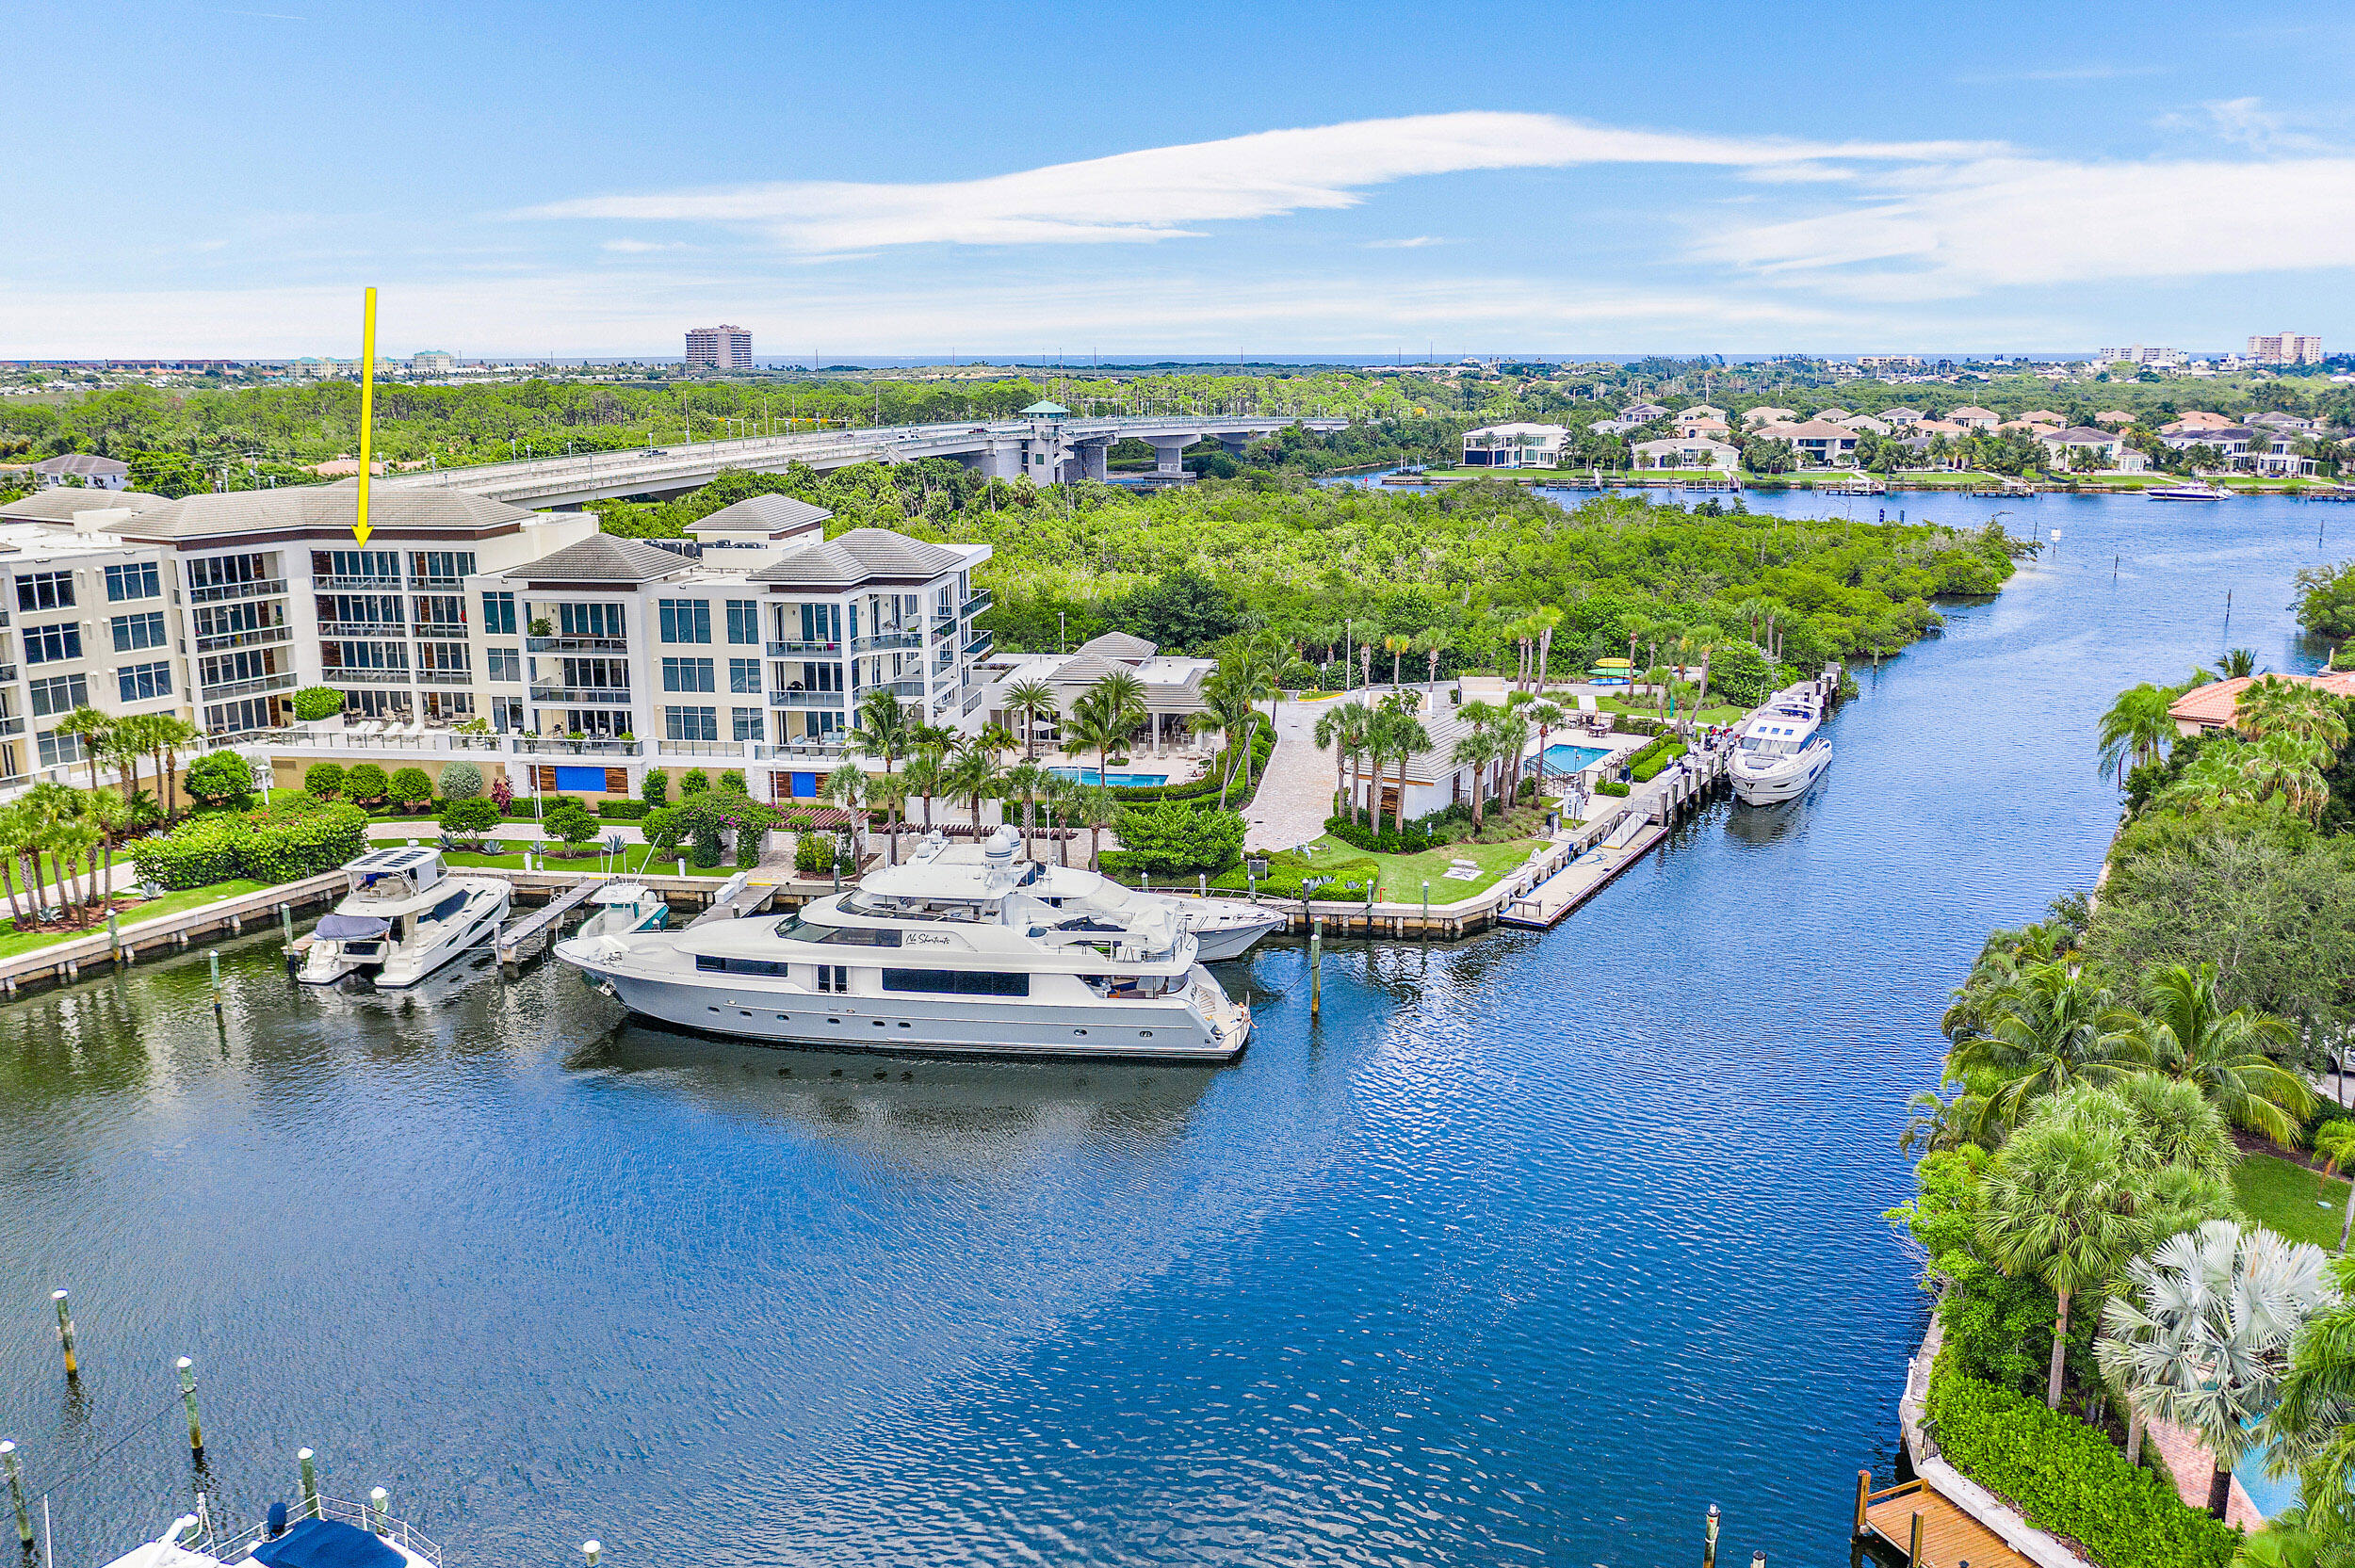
top-left (8, 0), bottom-right (2355, 358)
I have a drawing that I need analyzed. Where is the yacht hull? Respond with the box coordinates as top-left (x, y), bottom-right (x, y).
top-left (1732, 744), bottom-right (1832, 806)
top-left (562, 946), bottom-right (1248, 1062)
top-left (1188, 909), bottom-right (1287, 962)
top-left (298, 880), bottom-right (511, 988)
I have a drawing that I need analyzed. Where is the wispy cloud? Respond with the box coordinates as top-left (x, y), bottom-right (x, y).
top-left (1365, 235), bottom-right (1451, 249)
top-left (519, 110), bottom-right (2004, 251)
top-left (2155, 96), bottom-right (2335, 154)
top-left (599, 238), bottom-right (686, 253)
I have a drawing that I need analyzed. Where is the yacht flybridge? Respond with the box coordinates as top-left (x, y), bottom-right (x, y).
top-left (295, 848), bottom-right (510, 988)
top-left (1730, 686), bottom-right (1833, 806)
top-left (555, 828), bottom-right (1253, 1061)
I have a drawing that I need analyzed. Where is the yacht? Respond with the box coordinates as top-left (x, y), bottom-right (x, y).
top-left (574, 881), bottom-right (671, 939)
top-left (295, 848), bottom-right (509, 988)
top-left (2147, 482), bottom-right (2228, 501)
top-left (954, 847), bottom-right (1283, 961)
top-left (555, 828), bottom-right (1253, 1062)
top-left (1730, 687), bottom-right (1833, 806)
top-left (98, 1466), bottom-right (438, 1568)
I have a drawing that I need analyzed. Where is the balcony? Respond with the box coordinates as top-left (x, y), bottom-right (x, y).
top-left (195, 624), bottom-right (293, 655)
top-left (514, 736), bottom-right (642, 757)
top-left (869, 678), bottom-right (925, 699)
top-left (931, 684), bottom-right (956, 713)
top-left (528, 685), bottom-right (632, 706)
top-left (313, 574), bottom-right (403, 590)
top-left (0, 715), bottom-right (24, 737)
top-left (963, 686), bottom-right (986, 715)
top-left (187, 577), bottom-right (287, 604)
top-left (769, 688), bottom-right (847, 708)
top-left (527, 635), bottom-right (629, 653)
top-left (964, 631), bottom-right (994, 659)
top-left (413, 622), bottom-right (468, 639)
top-left (754, 738), bottom-right (850, 760)
top-left (654, 739), bottom-right (745, 758)
top-left (853, 629), bottom-right (923, 653)
top-left (317, 622), bottom-right (405, 639)
top-left (766, 639), bottom-right (841, 656)
top-left (961, 590), bottom-right (993, 619)
top-left (322, 669), bottom-right (411, 686)
top-left (0, 664), bottom-right (18, 684)
top-left (208, 671), bottom-right (302, 699)
top-left (417, 670), bottom-right (474, 687)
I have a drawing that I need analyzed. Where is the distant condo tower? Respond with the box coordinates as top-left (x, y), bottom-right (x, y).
top-left (2247, 331), bottom-right (2323, 366)
top-left (685, 324), bottom-right (752, 370)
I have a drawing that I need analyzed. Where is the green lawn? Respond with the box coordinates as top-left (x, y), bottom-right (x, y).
top-left (440, 849), bottom-right (735, 878)
top-left (2233, 1153), bottom-right (2350, 1250)
top-left (0, 877), bottom-right (280, 960)
top-left (1221, 832), bottom-right (1552, 902)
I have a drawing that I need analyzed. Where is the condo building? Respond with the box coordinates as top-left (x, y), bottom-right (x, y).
top-left (0, 484), bottom-right (990, 805)
top-left (685, 325), bottom-right (753, 371)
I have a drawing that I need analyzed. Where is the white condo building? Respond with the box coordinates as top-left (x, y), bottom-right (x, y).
top-left (0, 484), bottom-right (991, 805)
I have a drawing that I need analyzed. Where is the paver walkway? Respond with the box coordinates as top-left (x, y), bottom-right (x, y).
top-left (1246, 696), bottom-right (1345, 851)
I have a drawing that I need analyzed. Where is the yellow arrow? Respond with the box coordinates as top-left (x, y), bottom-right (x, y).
top-left (354, 286), bottom-right (377, 546)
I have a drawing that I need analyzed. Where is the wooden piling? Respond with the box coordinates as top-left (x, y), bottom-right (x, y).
top-left (583, 1544), bottom-right (601, 1568)
top-left (299, 1448), bottom-right (319, 1520)
top-left (1852, 1470), bottom-right (1870, 1534)
top-left (177, 1356), bottom-right (203, 1459)
top-left (2, 1441), bottom-right (30, 1554)
top-left (52, 1290), bottom-right (77, 1381)
top-left (1308, 921), bottom-right (1323, 1019)
top-left (1908, 1510), bottom-right (1923, 1566)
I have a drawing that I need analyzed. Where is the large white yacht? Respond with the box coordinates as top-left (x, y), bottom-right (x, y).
top-left (555, 828), bottom-right (1253, 1061)
top-left (970, 848), bottom-right (1284, 961)
top-left (296, 848), bottom-right (510, 988)
top-left (1730, 686), bottom-right (1833, 805)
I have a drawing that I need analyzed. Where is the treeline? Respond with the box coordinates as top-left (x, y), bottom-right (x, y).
top-left (589, 461), bottom-right (2022, 677)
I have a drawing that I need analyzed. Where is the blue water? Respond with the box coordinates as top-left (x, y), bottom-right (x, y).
top-left (0, 491), bottom-right (2342, 1568)
top-left (1048, 767), bottom-right (1168, 787)
top-left (1538, 742), bottom-right (1611, 775)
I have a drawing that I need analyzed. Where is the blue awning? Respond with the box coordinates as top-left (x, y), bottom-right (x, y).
top-left (248, 1518), bottom-right (405, 1568)
top-left (316, 913), bottom-right (392, 941)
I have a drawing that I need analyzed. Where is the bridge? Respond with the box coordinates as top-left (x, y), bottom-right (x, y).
top-left (378, 413), bottom-right (1349, 509)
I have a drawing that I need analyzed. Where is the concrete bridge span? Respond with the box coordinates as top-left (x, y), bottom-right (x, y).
top-left (376, 414), bottom-right (1347, 509)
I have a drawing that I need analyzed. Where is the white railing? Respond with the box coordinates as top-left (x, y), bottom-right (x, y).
top-left (202, 1494), bottom-right (442, 1567)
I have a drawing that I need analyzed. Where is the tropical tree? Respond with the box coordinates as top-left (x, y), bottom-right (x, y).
top-left (2126, 962), bottom-right (2313, 1147)
top-left (902, 745), bottom-right (947, 833)
top-left (2264, 1255), bottom-right (2355, 1540)
top-left (1450, 703), bottom-right (1502, 832)
top-left (53, 706), bottom-right (113, 791)
top-left (2240, 676), bottom-right (2351, 755)
top-left (1525, 702), bottom-right (1565, 788)
top-left (1004, 761), bottom-right (1052, 861)
top-left (1383, 632), bottom-right (1414, 690)
top-left (1003, 679), bottom-right (1060, 760)
top-left (1045, 774), bottom-right (1081, 867)
top-left (1977, 1111), bottom-right (2149, 1408)
top-left (2217, 648), bottom-right (2261, 679)
top-left (1417, 628), bottom-right (1450, 692)
top-left (144, 716), bottom-right (200, 820)
top-left (1314, 699), bottom-right (1373, 825)
top-left (848, 688), bottom-right (916, 777)
top-left (1194, 667), bottom-right (1262, 811)
top-left (1375, 699), bottom-right (1431, 834)
top-left (84, 786), bottom-right (131, 906)
top-left (942, 741), bottom-right (1000, 833)
top-left (1078, 783), bottom-right (1116, 871)
top-left (0, 804), bottom-right (28, 928)
top-left (1064, 693), bottom-right (1132, 804)
top-left (2098, 683), bottom-right (2180, 784)
top-left (2102, 1221), bottom-right (2334, 1516)
top-left (1945, 962), bottom-right (2150, 1139)
top-left (821, 764), bottom-right (868, 864)
top-left (867, 771), bottom-right (910, 865)
top-left (2317, 1124), bottom-right (2355, 1254)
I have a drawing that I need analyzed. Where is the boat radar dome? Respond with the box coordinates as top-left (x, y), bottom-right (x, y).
top-left (983, 825), bottom-right (1022, 865)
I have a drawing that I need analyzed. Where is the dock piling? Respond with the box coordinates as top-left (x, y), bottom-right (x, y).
top-left (177, 1357), bottom-right (203, 1460)
top-left (369, 1489), bottom-right (387, 1537)
top-left (3, 1441), bottom-right (30, 1554)
top-left (583, 1543), bottom-right (601, 1568)
top-left (299, 1449), bottom-right (318, 1520)
top-left (1908, 1510), bottom-right (1923, 1566)
top-left (1852, 1470), bottom-right (1869, 1535)
top-left (280, 904), bottom-right (294, 945)
top-left (1308, 921), bottom-right (1323, 1019)
top-left (207, 952), bottom-right (222, 1017)
top-left (51, 1292), bottom-right (76, 1382)
top-left (1702, 1504), bottom-right (1719, 1568)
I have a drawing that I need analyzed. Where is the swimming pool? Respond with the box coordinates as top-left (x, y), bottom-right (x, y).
top-left (1049, 766), bottom-right (1171, 788)
top-left (1537, 742), bottom-right (1611, 776)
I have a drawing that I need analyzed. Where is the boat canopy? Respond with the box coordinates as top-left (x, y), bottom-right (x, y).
top-left (315, 913), bottom-right (393, 941)
top-left (248, 1518), bottom-right (405, 1568)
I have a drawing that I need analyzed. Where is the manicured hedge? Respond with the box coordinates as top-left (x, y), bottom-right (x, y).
top-left (1098, 731), bottom-right (1275, 804)
top-left (129, 801), bottom-right (370, 890)
top-left (1595, 780), bottom-right (1631, 798)
top-left (1630, 740), bottom-right (1688, 783)
top-left (1926, 1362), bottom-right (2239, 1568)
top-left (596, 799), bottom-right (651, 821)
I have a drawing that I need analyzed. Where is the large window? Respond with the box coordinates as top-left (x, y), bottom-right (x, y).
top-left (112, 611), bottom-right (167, 653)
top-left (317, 549), bottom-right (399, 581)
top-left (663, 704), bottom-right (718, 742)
top-left (24, 622), bottom-right (81, 664)
top-left (732, 706), bottom-right (764, 742)
top-left (28, 674), bottom-right (87, 718)
top-left (481, 591), bottom-right (518, 635)
top-left (791, 603), bottom-right (842, 644)
top-left (202, 649), bottom-right (285, 686)
top-left (557, 602), bottom-right (624, 639)
top-left (322, 641), bottom-right (407, 671)
top-left (658, 599), bottom-right (711, 644)
top-left (190, 554), bottom-right (274, 591)
top-left (725, 599), bottom-right (760, 645)
top-left (661, 656), bottom-right (715, 693)
top-left (317, 592), bottom-right (402, 626)
top-left (413, 594), bottom-right (465, 631)
top-left (408, 551), bottom-right (475, 584)
top-left (118, 661), bottom-right (171, 703)
top-left (16, 572), bottom-right (73, 611)
top-left (36, 730), bottom-right (84, 768)
top-left (882, 968), bottom-right (1031, 997)
top-left (728, 657), bottom-right (761, 694)
top-left (486, 648), bottom-right (522, 683)
top-left (105, 563), bottom-right (160, 601)
top-left (418, 641), bottom-right (470, 674)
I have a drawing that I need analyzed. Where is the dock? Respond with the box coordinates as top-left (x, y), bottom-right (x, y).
top-left (495, 876), bottom-right (613, 966)
top-left (1499, 744), bottom-right (1730, 929)
top-left (685, 869), bottom-right (784, 929)
top-left (1855, 1474), bottom-right (2035, 1568)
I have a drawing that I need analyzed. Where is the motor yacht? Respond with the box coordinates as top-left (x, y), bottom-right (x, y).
top-left (944, 845), bottom-right (1282, 961)
top-left (295, 848), bottom-right (509, 988)
top-left (555, 827), bottom-right (1252, 1061)
top-left (2147, 482), bottom-right (2228, 501)
top-left (573, 881), bottom-right (670, 939)
top-left (97, 1466), bottom-right (438, 1568)
top-left (1730, 687), bottom-right (1833, 806)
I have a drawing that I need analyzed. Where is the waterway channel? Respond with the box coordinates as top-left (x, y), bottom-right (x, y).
top-left (0, 490), bottom-right (2344, 1567)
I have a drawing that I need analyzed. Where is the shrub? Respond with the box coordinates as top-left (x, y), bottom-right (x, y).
top-left (641, 806), bottom-right (681, 850)
top-left (388, 768), bottom-right (434, 809)
top-left (437, 797), bottom-right (502, 848)
top-left (1108, 799), bottom-right (1245, 875)
top-left (596, 799), bottom-right (650, 821)
top-left (343, 763), bottom-right (388, 805)
top-left (1926, 1361), bottom-right (2238, 1568)
top-left (719, 768), bottom-right (748, 795)
top-left (1206, 848), bottom-right (1380, 899)
top-left (1327, 813), bottom-right (1436, 855)
top-left (793, 832), bottom-right (846, 875)
top-left (680, 769), bottom-right (710, 796)
top-left (182, 750), bottom-right (256, 810)
top-left (541, 800), bottom-right (599, 855)
top-left (289, 686), bottom-right (345, 722)
top-left (736, 825), bottom-right (763, 866)
top-left (1630, 740), bottom-right (1688, 784)
top-left (642, 771), bottom-right (670, 806)
top-left (128, 800), bottom-right (368, 889)
top-left (489, 771), bottom-right (513, 811)
top-left (303, 762), bottom-right (346, 800)
top-left (1101, 730), bottom-right (1275, 804)
top-left (436, 761), bottom-right (484, 800)
top-left (690, 822), bottom-right (723, 866)
top-left (1596, 779), bottom-right (1631, 798)
top-left (127, 816), bottom-right (241, 888)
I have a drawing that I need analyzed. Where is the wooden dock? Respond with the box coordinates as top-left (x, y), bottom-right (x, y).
top-left (1498, 745), bottom-right (1730, 929)
top-left (1855, 1473), bottom-right (2036, 1568)
top-left (685, 869), bottom-right (783, 929)
top-left (495, 876), bottom-right (612, 965)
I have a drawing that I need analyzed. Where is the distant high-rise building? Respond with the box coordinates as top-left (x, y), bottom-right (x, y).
top-left (685, 325), bottom-right (752, 370)
top-left (2247, 331), bottom-right (2323, 365)
top-left (2098, 344), bottom-right (2185, 370)
top-left (411, 350), bottom-right (457, 374)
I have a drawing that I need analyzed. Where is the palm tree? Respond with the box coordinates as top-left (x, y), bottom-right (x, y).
top-left (821, 764), bottom-right (868, 864)
top-left (0, 804), bottom-right (28, 929)
top-left (942, 741), bottom-right (1000, 833)
top-left (1381, 705), bottom-right (1431, 835)
top-left (1194, 669), bottom-right (1261, 811)
top-left (1946, 962), bottom-right (2150, 1139)
top-left (54, 706), bottom-right (113, 791)
top-left (1383, 632), bottom-right (1414, 691)
top-left (2217, 648), bottom-right (2260, 679)
top-left (866, 772), bottom-right (909, 865)
top-left (1004, 761), bottom-right (1051, 861)
top-left (102, 715), bottom-right (149, 804)
top-left (2126, 962), bottom-right (2312, 1147)
top-left (1219, 630), bottom-right (1287, 792)
top-left (1064, 695), bottom-right (1130, 804)
top-left (1977, 1110), bottom-right (2150, 1408)
top-left (1525, 702), bottom-right (1565, 787)
top-left (848, 688), bottom-right (915, 777)
top-left (20, 782), bottom-right (80, 914)
top-left (1045, 774), bottom-right (1081, 866)
top-left (146, 716), bottom-right (200, 820)
top-left (83, 786), bottom-right (130, 910)
top-left (2239, 675), bottom-right (2350, 754)
top-left (1314, 699), bottom-right (1372, 825)
top-left (1492, 709), bottom-right (1532, 809)
top-left (1451, 703), bottom-right (1502, 832)
top-left (2313, 1124), bottom-right (2355, 1253)
top-left (901, 746), bottom-right (947, 833)
top-left (1417, 628), bottom-right (1450, 693)
top-left (1078, 783), bottom-right (1116, 872)
top-left (2103, 1221), bottom-right (2333, 1516)
top-left (1003, 679), bottom-right (1060, 760)
top-left (2097, 683), bottom-right (2180, 784)
top-left (1530, 606), bottom-right (1564, 693)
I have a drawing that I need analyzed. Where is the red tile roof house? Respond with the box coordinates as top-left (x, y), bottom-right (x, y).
top-left (2167, 672), bottom-right (2355, 736)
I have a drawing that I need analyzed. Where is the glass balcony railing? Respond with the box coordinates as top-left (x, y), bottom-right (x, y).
top-left (417, 670), bottom-right (474, 686)
top-left (209, 671), bottom-right (303, 698)
top-left (187, 577), bottom-right (287, 604)
top-left (313, 574), bottom-right (403, 590)
top-left (964, 631), bottom-right (994, 658)
top-left (322, 669), bottom-right (411, 686)
top-left (766, 639), bottom-right (841, 656)
top-left (526, 635), bottom-right (628, 653)
top-left (528, 685), bottom-right (631, 705)
top-left (961, 590), bottom-right (993, 619)
top-left (853, 629), bottom-right (923, 653)
top-left (195, 625), bottom-right (293, 654)
top-left (769, 688), bottom-right (847, 708)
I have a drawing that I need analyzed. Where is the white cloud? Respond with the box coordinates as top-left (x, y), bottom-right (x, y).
top-left (2155, 96), bottom-right (2333, 154)
top-left (1365, 235), bottom-right (1451, 249)
top-left (1704, 154), bottom-right (2355, 298)
top-left (520, 110), bottom-right (2003, 251)
top-left (599, 238), bottom-right (686, 254)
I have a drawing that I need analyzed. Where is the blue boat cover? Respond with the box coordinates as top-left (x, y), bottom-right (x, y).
top-left (315, 914), bottom-right (392, 940)
top-left (248, 1518), bottom-right (404, 1568)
